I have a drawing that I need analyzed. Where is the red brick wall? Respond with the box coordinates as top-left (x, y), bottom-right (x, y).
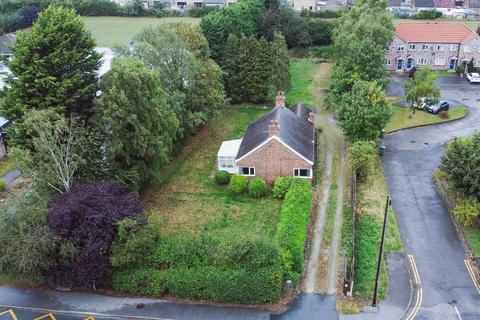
top-left (236, 138), bottom-right (313, 184)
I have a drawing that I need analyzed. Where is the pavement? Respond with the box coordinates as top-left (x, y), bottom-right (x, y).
top-left (382, 74), bottom-right (480, 319)
top-left (2, 169), bottom-right (20, 185)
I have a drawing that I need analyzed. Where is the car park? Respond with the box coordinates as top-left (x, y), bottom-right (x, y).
top-left (466, 72), bottom-right (480, 83)
top-left (425, 101), bottom-right (449, 114)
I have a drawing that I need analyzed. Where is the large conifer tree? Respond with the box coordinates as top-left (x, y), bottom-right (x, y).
top-left (1, 5), bottom-right (101, 147)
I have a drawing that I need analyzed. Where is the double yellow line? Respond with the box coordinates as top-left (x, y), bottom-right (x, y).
top-left (0, 309), bottom-right (18, 320)
top-left (464, 259), bottom-right (480, 295)
top-left (0, 309), bottom-right (96, 320)
top-left (406, 254), bottom-right (423, 320)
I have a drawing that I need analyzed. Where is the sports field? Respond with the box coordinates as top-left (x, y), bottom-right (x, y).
top-left (81, 16), bottom-right (200, 47)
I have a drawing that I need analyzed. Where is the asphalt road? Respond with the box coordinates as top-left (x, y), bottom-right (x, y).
top-left (383, 75), bottom-right (480, 320)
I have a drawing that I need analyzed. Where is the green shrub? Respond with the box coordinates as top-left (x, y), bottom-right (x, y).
top-left (111, 268), bottom-right (169, 296)
top-left (273, 177), bottom-right (310, 199)
top-left (231, 175), bottom-right (249, 194)
top-left (248, 177), bottom-right (268, 198)
top-left (110, 219), bottom-right (161, 269)
top-left (223, 238), bottom-right (282, 270)
top-left (275, 184), bottom-right (312, 274)
top-left (215, 170), bottom-right (230, 185)
top-left (454, 198), bottom-right (480, 227)
top-left (0, 179), bottom-right (6, 192)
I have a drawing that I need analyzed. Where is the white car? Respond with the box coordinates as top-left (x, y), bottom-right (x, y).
top-left (466, 72), bottom-right (480, 83)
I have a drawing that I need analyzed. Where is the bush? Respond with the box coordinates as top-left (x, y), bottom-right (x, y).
top-left (215, 170), bottom-right (230, 185)
top-left (349, 140), bottom-right (377, 181)
top-left (454, 199), bottom-right (480, 227)
top-left (275, 184), bottom-right (312, 275)
top-left (248, 177), bottom-right (268, 198)
top-left (0, 191), bottom-right (55, 276)
top-left (438, 110), bottom-right (449, 119)
top-left (412, 9), bottom-right (442, 20)
top-left (231, 175), bottom-right (249, 194)
top-left (457, 63), bottom-right (465, 75)
top-left (111, 268), bottom-right (169, 296)
top-left (273, 177), bottom-right (310, 199)
top-left (0, 179), bottom-right (6, 192)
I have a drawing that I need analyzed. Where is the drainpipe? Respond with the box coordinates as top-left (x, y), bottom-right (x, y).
top-left (456, 42), bottom-right (461, 73)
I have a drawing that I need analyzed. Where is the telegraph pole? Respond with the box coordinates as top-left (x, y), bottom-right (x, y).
top-left (372, 195), bottom-right (390, 307)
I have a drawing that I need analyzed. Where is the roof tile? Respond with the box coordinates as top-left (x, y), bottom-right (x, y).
top-left (396, 22), bottom-right (477, 43)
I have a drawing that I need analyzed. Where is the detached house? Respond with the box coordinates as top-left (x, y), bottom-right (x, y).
top-left (217, 92), bottom-right (315, 184)
top-left (386, 22), bottom-right (480, 72)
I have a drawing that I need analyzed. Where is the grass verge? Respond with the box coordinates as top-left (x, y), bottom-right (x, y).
top-left (287, 58), bottom-right (321, 106)
top-left (386, 105), bottom-right (469, 133)
top-left (81, 16), bottom-right (199, 47)
top-left (353, 155), bottom-right (402, 299)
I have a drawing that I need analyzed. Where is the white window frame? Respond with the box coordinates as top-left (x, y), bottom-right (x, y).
top-left (417, 57), bottom-right (428, 65)
top-left (474, 59), bottom-right (480, 68)
top-left (385, 59), bottom-right (391, 66)
top-left (422, 44), bottom-right (430, 51)
top-left (293, 168), bottom-right (312, 179)
top-left (218, 156), bottom-right (235, 169)
top-left (437, 45), bottom-right (444, 51)
top-left (397, 45), bottom-right (405, 51)
top-left (450, 45), bottom-right (458, 52)
top-left (464, 45), bottom-right (472, 53)
top-left (434, 57), bottom-right (445, 66)
top-left (408, 44), bottom-right (416, 50)
top-left (238, 167), bottom-right (255, 176)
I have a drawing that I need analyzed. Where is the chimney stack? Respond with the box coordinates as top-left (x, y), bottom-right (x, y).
top-left (275, 91), bottom-right (285, 108)
top-left (269, 119), bottom-right (280, 137)
top-left (308, 112), bottom-right (315, 124)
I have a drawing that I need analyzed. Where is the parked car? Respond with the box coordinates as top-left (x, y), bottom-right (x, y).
top-left (425, 101), bottom-right (449, 114)
top-left (414, 97), bottom-right (428, 110)
top-left (466, 72), bottom-right (480, 83)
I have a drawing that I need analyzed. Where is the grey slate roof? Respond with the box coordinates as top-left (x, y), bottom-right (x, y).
top-left (388, 0), bottom-right (402, 6)
top-left (415, 0), bottom-right (435, 7)
top-left (0, 33), bottom-right (15, 56)
top-left (236, 104), bottom-right (314, 163)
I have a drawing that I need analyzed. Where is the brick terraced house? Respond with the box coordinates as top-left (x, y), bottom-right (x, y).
top-left (217, 92), bottom-right (315, 184)
top-left (386, 22), bottom-right (480, 72)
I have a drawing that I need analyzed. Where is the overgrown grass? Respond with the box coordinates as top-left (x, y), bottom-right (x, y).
top-left (81, 16), bottom-right (199, 47)
top-left (465, 227), bottom-right (480, 256)
top-left (434, 70), bottom-right (456, 77)
top-left (142, 106), bottom-right (282, 242)
top-left (353, 155), bottom-right (402, 298)
top-left (386, 105), bottom-right (469, 133)
top-left (323, 183), bottom-right (338, 246)
top-left (0, 156), bottom-right (15, 178)
top-left (287, 58), bottom-right (321, 106)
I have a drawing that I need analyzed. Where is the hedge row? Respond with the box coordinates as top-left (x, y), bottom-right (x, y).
top-left (111, 265), bottom-right (282, 304)
top-left (275, 184), bottom-right (312, 275)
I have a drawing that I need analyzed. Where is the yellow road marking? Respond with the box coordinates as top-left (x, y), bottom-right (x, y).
top-left (464, 259), bottom-right (480, 295)
top-left (84, 317), bottom-right (96, 320)
top-left (33, 313), bottom-right (57, 320)
top-left (406, 255), bottom-right (423, 320)
top-left (0, 310), bottom-right (18, 320)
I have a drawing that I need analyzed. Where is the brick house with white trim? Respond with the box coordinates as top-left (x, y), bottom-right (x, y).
top-left (217, 92), bottom-right (315, 184)
top-left (386, 22), bottom-right (480, 72)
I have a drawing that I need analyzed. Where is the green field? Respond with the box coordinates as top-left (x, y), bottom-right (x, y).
top-left (81, 16), bottom-right (200, 47)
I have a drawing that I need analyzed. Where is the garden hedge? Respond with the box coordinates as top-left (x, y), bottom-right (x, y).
top-left (275, 184), bottom-right (312, 275)
top-left (272, 177), bottom-right (310, 199)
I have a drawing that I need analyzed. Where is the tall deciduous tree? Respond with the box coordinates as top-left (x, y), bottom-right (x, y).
top-left (338, 80), bottom-right (392, 142)
top-left (403, 66), bottom-right (440, 114)
top-left (13, 109), bottom-right (84, 193)
top-left (1, 5), bottom-right (101, 147)
top-left (94, 57), bottom-right (178, 190)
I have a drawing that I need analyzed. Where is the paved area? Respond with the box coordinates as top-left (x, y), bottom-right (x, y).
top-left (382, 75), bottom-right (480, 319)
top-left (271, 294), bottom-right (338, 320)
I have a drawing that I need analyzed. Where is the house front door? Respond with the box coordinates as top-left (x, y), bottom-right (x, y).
top-left (449, 58), bottom-right (457, 71)
top-left (397, 59), bottom-right (403, 71)
top-left (407, 57), bottom-right (413, 69)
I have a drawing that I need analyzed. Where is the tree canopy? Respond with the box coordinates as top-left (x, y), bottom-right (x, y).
top-left (403, 66), bottom-right (440, 113)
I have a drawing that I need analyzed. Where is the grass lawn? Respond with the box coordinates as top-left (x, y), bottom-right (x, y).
top-left (142, 106), bottom-right (282, 242)
top-left (0, 156), bottom-right (15, 178)
top-left (287, 58), bottom-right (321, 106)
top-left (353, 155), bottom-right (402, 299)
top-left (81, 16), bottom-right (199, 47)
top-left (386, 105), bottom-right (469, 133)
top-left (465, 227), bottom-right (480, 256)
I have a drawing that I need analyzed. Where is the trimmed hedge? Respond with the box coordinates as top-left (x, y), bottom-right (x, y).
top-left (248, 177), bottom-right (268, 198)
top-left (275, 184), bottom-right (312, 275)
top-left (112, 265), bottom-right (282, 303)
top-left (215, 170), bottom-right (231, 185)
top-left (231, 175), bottom-right (249, 194)
top-left (272, 177), bottom-right (310, 199)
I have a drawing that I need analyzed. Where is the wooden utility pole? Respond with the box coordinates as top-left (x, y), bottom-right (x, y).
top-left (372, 195), bottom-right (390, 307)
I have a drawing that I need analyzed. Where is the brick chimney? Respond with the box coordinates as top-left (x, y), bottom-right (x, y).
top-left (308, 112), bottom-right (315, 123)
top-left (269, 119), bottom-right (280, 137)
top-left (275, 91), bottom-right (285, 108)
